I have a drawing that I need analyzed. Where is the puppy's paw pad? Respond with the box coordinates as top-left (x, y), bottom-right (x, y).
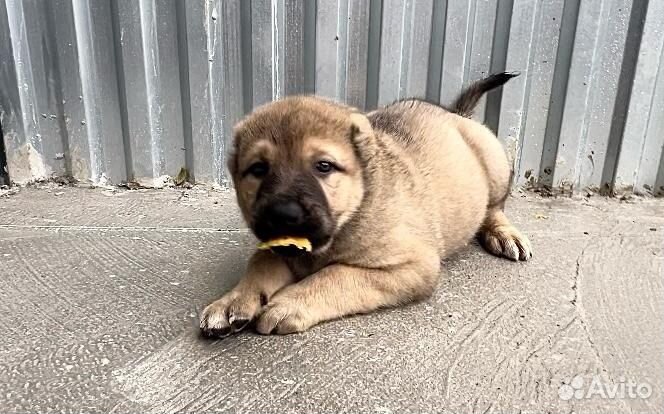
top-left (480, 225), bottom-right (533, 261)
top-left (256, 300), bottom-right (312, 335)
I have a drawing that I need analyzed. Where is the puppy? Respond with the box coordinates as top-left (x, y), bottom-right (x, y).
top-left (200, 72), bottom-right (532, 337)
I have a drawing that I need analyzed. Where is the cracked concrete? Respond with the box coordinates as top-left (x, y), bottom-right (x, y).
top-left (0, 186), bottom-right (662, 413)
top-left (571, 245), bottom-right (603, 369)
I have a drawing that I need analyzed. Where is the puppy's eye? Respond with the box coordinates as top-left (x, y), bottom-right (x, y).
top-left (245, 161), bottom-right (269, 178)
top-left (314, 161), bottom-right (336, 175)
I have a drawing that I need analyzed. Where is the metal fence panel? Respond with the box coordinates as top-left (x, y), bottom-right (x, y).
top-left (1, 0), bottom-right (663, 196)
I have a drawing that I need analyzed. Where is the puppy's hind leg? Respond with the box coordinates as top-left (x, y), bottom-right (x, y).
top-left (478, 207), bottom-right (533, 261)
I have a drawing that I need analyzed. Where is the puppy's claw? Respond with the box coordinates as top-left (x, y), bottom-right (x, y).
top-left (503, 239), bottom-right (520, 261)
top-left (516, 238), bottom-right (533, 261)
top-left (256, 299), bottom-right (312, 335)
top-left (480, 225), bottom-right (533, 262)
top-left (201, 326), bottom-right (232, 339)
top-left (199, 306), bottom-right (231, 339)
top-left (200, 291), bottom-right (262, 338)
top-left (229, 316), bottom-right (251, 332)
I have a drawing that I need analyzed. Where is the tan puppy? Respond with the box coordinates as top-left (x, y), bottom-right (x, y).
top-left (200, 72), bottom-right (532, 337)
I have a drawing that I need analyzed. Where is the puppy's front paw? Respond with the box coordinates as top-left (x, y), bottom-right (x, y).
top-left (255, 297), bottom-right (315, 335)
top-left (480, 224), bottom-right (533, 261)
top-left (200, 290), bottom-right (262, 338)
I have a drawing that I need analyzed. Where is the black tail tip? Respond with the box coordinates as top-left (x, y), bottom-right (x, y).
top-left (492, 71), bottom-right (520, 83)
top-left (451, 71), bottom-right (520, 117)
top-left (478, 71), bottom-right (520, 90)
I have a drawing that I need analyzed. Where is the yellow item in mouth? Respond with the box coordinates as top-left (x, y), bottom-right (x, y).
top-left (257, 237), bottom-right (312, 252)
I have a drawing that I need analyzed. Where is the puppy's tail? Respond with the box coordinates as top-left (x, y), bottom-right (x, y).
top-left (452, 72), bottom-right (519, 118)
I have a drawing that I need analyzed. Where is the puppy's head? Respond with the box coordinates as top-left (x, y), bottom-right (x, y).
top-left (229, 97), bottom-right (371, 254)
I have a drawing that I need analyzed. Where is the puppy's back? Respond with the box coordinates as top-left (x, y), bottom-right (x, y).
top-left (370, 99), bottom-right (511, 207)
top-left (367, 101), bottom-right (492, 255)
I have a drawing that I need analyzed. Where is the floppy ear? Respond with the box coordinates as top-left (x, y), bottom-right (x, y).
top-left (227, 123), bottom-right (244, 176)
top-left (349, 113), bottom-right (373, 140)
top-left (226, 147), bottom-right (238, 177)
top-left (349, 113), bottom-right (378, 163)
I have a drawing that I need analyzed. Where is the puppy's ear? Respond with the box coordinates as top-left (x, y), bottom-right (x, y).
top-left (227, 125), bottom-right (243, 176)
top-left (349, 113), bottom-right (373, 140)
top-left (349, 113), bottom-right (377, 162)
top-left (227, 148), bottom-right (238, 176)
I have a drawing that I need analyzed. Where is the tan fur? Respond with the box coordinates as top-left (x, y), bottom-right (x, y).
top-left (200, 250), bottom-right (294, 336)
top-left (201, 91), bottom-right (532, 336)
top-left (479, 208), bottom-right (533, 261)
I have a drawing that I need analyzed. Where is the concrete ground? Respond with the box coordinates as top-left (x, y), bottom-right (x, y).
top-left (0, 185), bottom-right (662, 414)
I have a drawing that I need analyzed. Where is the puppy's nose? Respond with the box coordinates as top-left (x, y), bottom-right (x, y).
top-left (266, 201), bottom-right (305, 226)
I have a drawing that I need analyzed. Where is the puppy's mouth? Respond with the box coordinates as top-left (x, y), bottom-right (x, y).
top-left (270, 245), bottom-right (310, 257)
top-left (251, 197), bottom-right (335, 256)
top-left (255, 232), bottom-right (333, 256)
top-left (253, 216), bottom-right (333, 256)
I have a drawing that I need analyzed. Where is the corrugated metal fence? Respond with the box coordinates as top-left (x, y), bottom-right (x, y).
top-left (1, 0), bottom-right (663, 195)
